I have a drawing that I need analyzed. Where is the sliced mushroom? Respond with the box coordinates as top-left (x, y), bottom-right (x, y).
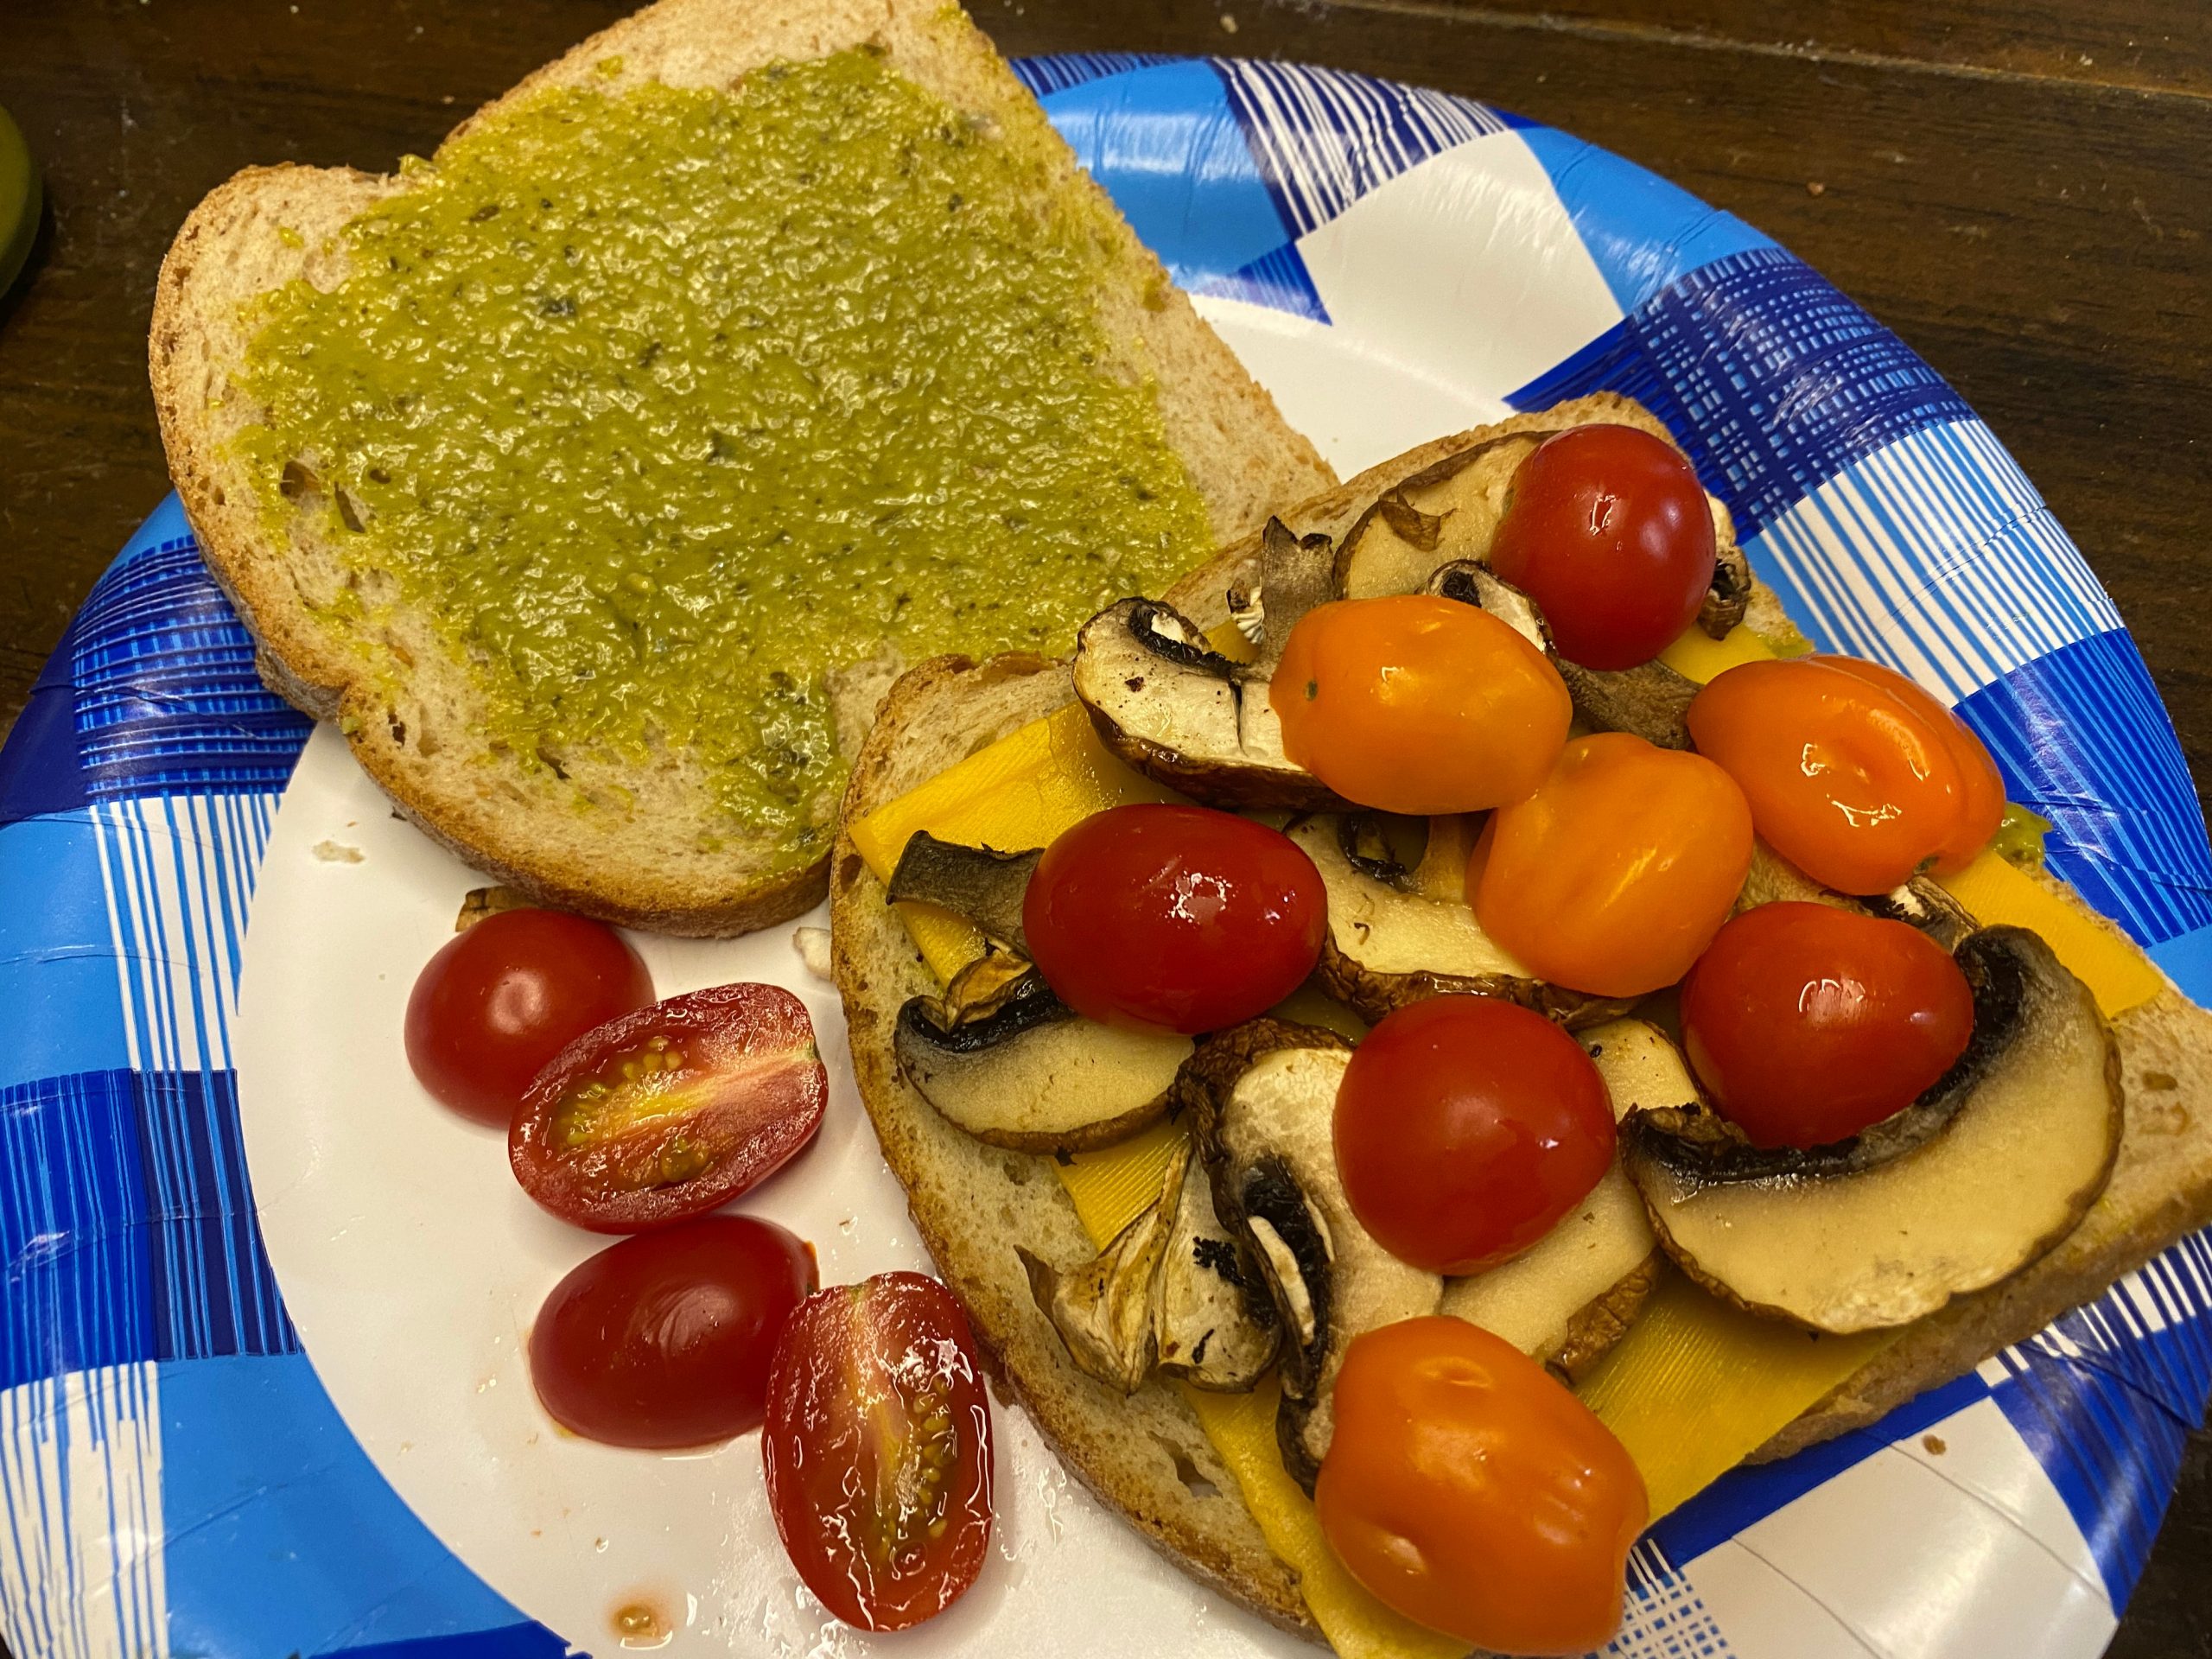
top-left (1017, 1142), bottom-right (1185, 1394)
top-left (1176, 1021), bottom-right (1442, 1491)
top-left (1293, 814), bottom-right (1632, 1029)
top-left (1622, 925), bottom-right (2123, 1333)
top-left (1737, 838), bottom-right (1979, 950)
top-left (1430, 562), bottom-right (1701, 750)
top-left (1332, 430), bottom-right (1541, 599)
top-left (1440, 1018), bottom-right (1670, 1380)
top-left (894, 955), bottom-right (1190, 1153)
top-left (1071, 597), bottom-right (1347, 810)
top-left (1698, 533), bottom-right (1752, 639)
top-left (887, 831), bottom-right (1040, 951)
top-left (1154, 1142), bottom-right (1282, 1391)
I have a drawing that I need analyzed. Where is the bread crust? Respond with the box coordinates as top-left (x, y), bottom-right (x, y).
top-left (149, 0), bottom-right (1332, 938)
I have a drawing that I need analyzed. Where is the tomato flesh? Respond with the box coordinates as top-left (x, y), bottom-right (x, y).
top-left (1471, 732), bottom-right (1754, 997)
top-left (1022, 804), bottom-right (1326, 1033)
top-left (1335, 997), bottom-right (1614, 1274)
top-left (1681, 901), bottom-right (1975, 1148)
top-left (1488, 423), bottom-right (1717, 671)
top-left (1270, 594), bottom-right (1571, 815)
top-left (405, 908), bottom-right (653, 1126)
top-left (529, 1215), bottom-right (816, 1448)
top-left (1317, 1319), bottom-right (1645, 1653)
top-left (509, 982), bottom-right (827, 1232)
top-left (763, 1272), bottom-right (995, 1631)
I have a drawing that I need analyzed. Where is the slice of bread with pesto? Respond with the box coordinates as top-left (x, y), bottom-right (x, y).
top-left (150, 0), bottom-right (1332, 936)
top-left (830, 412), bottom-right (2212, 1639)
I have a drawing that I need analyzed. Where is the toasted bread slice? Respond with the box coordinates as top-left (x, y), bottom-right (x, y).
top-left (149, 0), bottom-right (1332, 938)
top-left (832, 586), bottom-right (2212, 1635)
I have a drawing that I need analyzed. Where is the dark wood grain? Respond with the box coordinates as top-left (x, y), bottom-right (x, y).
top-left (1, 3), bottom-right (2208, 1655)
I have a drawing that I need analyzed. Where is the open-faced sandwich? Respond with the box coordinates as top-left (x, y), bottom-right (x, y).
top-left (832, 397), bottom-right (2212, 1653)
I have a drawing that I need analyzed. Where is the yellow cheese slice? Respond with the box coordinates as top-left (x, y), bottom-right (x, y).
top-left (849, 624), bottom-right (2173, 1657)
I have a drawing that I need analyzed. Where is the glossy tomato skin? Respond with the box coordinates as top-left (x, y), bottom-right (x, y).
top-left (1816, 656), bottom-right (2005, 874)
top-left (763, 1273), bottom-right (995, 1632)
top-left (1317, 1318), bottom-right (1646, 1653)
top-left (510, 982), bottom-right (827, 1233)
top-left (1270, 594), bottom-right (1572, 815)
top-left (1681, 902), bottom-right (1975, 1149)
top-left (405, 909), bottom-right (653, 1126)
top-left (1335, 998), bottom-right (1614, 1274)
top-left (1489, 423), bottom-right (1717, 671)
top-left (1471, 733), bottom-right (1754, 997)
top-left (529, 1215), bottom-right (817, 1448)
top-left (1023, 804), bottom-right (1326, 1033)
top-left (1687, 655), bottom-right (1999, 893)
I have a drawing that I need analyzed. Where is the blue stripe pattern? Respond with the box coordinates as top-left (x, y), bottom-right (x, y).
top-left (1009, 51), bottom-right (1175, 99)
top-left (1991, 1235), bottom-right (2212, 1605)
top-left (1508, 245), bottom-right (1974, 540)
top-left (0, 1068), bottom-right (296, 1392)
top-left (68, 520), bottom-right (310, 803)
top-left (1959, 634), bottom-right (2212, 952)
top-left (1193, 241), bottom-right (1332, 322)
top-left (1212, 58), bottom-right (1508, 238)
top-left (1745, 419), bottom-right (2120, 703)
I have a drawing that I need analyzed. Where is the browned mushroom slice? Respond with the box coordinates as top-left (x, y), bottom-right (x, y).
top-left (1736, 838), bottom-right (1979, 949)
top-left (1176, 1021), bottom-right (1442, 1491)
top-left (1291, 814), bottom-right (1630, 1029)
top-left (1622, 925), bottom-right (2122, 1333)
top-left (894, 956), bottom-right (1190, 1154)
top-left (1440, 1018), bottom-right (1671, 1380)
top-left (1332, 429), bottom-right (1548, 599)
top-left (1070, 596), bottom-right (1349, 810)
top-left (1018, 1143), bottom-right (1185, 1394)
top-left (1430, 562), bottom-right (1701, 750)
top-left (1698, 532), bottom-right (1753, 639)
top-left (1154, 1141), bottom-right (1282, 1391)
top-left (886, 830), bottom-right (1040, 951)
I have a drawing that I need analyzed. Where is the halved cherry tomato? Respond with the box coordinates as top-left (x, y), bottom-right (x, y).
top-left (1269, 594), bottom-right (1571, 815)
top-left (509, 982), bottom-right (827, 1232)
top-left (405, 908), bottom-right (653, 1126)
top-left (1471, 733), bottom-right (1754, 997)
top-left (1335, 997), bottom-right (1613, 1274)
top-left (1681, 901), bottom-right (1975, 1149)
top-left (763, 1272), bottom-right (995, 1632)
top-left (1488, 423), bottom-right (1717, 671)
top-left (1316, 1318), bottom-right (1645, 1654)
top-left (1023, 804), bottom-right (1326, 1033)
top-left (1687, 654), bottom-right (2002, 893)
top-left (529, 1215), bottom-right (817, 1448)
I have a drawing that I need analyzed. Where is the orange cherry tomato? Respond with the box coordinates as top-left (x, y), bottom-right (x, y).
top-left (1316, 1318), bottom-right (1646, 1655)
top-left (1686, 655), bottom-right (2001, 893)
top-left (1816, 656), bottom-right (2005, 874)
top-left (1271, 594), bottom-right (1571, 816)
top-left (1470, 733), bottom-right (1753, 997)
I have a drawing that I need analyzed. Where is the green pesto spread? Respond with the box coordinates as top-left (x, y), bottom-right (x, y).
top-left (234, 50), bottom-right (1214, 858)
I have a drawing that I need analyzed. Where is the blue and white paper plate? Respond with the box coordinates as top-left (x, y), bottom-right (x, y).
top-left (2, 53), bottom-right (2208, 1659)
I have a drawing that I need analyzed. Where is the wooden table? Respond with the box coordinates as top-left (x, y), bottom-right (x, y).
top-left (2, 2), bottom-right (2207, 1655)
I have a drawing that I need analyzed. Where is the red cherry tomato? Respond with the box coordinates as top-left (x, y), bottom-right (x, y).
top-left (405, 909), bottom-right (653, 1126)
top-left (529, 1215), bottom-right (817, 1448)
top-left (1680, 902), bottom-right (1976, 1149)
top-left (1334, 997), bottom-right (1615, 1274)
top-left (764, 1273), bottom-right (995, 1631)
top-left (509, 982), bottom-right (827, 1232)
top-left (1022, 804), bottom-right (1326, 1033)
top-left (1489, 423), bottom-right (1718, 671)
